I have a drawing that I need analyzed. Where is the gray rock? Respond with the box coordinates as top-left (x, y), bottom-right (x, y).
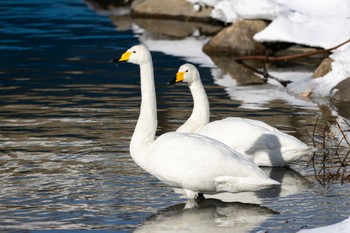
top-left (331, 78), bottom-right (350, 102)
top-left (203, 19), bottom-right (268, 56)
top-left (131, 0), bottom-right (217, 23)
top-left (330, 78), bottom-right (350, 119)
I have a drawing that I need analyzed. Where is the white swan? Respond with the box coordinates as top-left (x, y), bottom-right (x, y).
top-left (112, 45), bottom-right (279, 198)
top-left (169, 63), bottom-right (311, 167)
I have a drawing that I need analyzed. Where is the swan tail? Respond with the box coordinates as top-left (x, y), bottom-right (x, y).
top-left (215, 176), bottom-right (280, 193)
top-left (281, 146), bottom-right (314, 163)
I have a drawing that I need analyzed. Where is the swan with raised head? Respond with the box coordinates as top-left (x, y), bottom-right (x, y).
top-left (111, 45), bottom-right (279, 198)
top-left (169, 63), bottom-right (311, 167)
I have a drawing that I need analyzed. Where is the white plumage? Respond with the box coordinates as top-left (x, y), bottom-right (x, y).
top-left (114, 45), bottom-right (279, 198)
top-left (172, 63), bottom-right (311, 167)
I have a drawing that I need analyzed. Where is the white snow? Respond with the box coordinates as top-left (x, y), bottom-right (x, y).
top-left (186, 0), bottom-right (350, 98)
top-left (288, 47), bottom-right (350, 97)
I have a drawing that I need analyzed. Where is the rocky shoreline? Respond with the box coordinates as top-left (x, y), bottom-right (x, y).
top-left (85, 0), bottom-right (349, 115)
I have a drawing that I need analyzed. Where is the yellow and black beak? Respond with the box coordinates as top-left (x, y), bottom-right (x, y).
top-left (110, 51), bottom-right (131, 63)
top-left (168, 71), bottom-right (185, 85)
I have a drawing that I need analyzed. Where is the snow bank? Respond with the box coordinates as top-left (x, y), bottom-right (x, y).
top-left (188, 0), bottom-right (350, 50)
top-left (254, 0), bottom-right (350, 50)
top-left (187, 0), bottom-right (350, 97)
top-left (288, 47), bottom-right (350, 97)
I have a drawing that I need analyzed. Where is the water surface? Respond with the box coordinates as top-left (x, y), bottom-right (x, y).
top-left (1, 0), bottom-right (350, 232)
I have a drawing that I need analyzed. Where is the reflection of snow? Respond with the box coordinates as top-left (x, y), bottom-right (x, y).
top-left (212, 69), bottom-right (318, 110)
top-left (297, 216), bottom-right (350, 233)
top-left (138, 31), bottom-right (214, 67)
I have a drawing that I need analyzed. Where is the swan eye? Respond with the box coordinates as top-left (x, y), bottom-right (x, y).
top-left (185, 70), bottom-right (189, 72)
top-left (132, 51), bottom-right (136, 53)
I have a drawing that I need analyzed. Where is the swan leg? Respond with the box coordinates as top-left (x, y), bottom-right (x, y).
top-left (184, 189), bottom-right (198, 199)
top-left (184, 194), bottom-right (205, 209)
top-left (196, 193), bottom-right (205, 201)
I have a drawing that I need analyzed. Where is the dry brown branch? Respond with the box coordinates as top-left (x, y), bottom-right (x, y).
top-left (234, 38), bottom-right (350, 62)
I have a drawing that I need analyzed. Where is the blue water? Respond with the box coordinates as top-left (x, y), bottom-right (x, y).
top-left (1, 0), bottom-right (350, 232)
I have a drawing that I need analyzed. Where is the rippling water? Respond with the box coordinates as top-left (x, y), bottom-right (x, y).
top-left (1, 0), bottom-right (350, 232)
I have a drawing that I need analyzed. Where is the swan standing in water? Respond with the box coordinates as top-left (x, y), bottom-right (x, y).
top-left (169, 63), bottom-right (311, 167)
top-left (111, 45), bottom-right (279, 198)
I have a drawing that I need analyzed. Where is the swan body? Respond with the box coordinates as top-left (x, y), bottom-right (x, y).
top-left (171, 63), bottom-right (311, 167)
top-left (114, 45), bottom-right (279, 198)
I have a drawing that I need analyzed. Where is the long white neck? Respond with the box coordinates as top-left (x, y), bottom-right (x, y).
top-left (130, 61), bottom-right (157, 165)
top-left (177, 79), bottom-right (210, 133)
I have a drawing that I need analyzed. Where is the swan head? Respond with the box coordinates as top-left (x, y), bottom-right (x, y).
top-left (169, 63), bottom-right (200, 86)
top-left (111, 45), bottom-right (151, 65)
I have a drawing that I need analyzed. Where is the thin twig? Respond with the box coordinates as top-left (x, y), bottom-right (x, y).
top-left (336, 121), bottom-right (350, 146)
top-left (235, 60), bottom-right (291, 87)
top-left (234, 38), bottom-right (350, 62)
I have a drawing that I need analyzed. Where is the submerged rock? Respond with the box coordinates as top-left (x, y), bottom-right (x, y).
top-left (85, 0), bottom-right (133, 11)
top-left (208, 55), bottom-right (265, 85)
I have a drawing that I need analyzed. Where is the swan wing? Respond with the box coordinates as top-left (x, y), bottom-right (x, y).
top-left (197, 117), bottom-right (311, 166)
top-left (145, 132), bottom-right (279, 193)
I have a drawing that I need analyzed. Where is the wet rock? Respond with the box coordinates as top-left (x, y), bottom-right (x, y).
top-left (312, 57), bottom-right (333, 78)
top-left (131, 0), bottom-right (217, 23)
top-left (203, 20), bottom-right (268, 56)
top-left (330, 78), bottom-right (350, 119)
top-left (331, 78), bottom-right (350, 102)
top-left (134, 18), bottom-right (222, 38)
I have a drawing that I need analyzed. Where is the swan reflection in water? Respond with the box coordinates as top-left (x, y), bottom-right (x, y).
top-left (174, 166), bottom-right (311, 204)
top-left (134, 198), bottom-right (278, 233)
